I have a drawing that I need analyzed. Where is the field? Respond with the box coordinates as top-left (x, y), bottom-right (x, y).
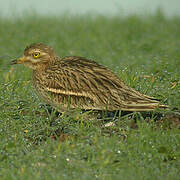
top-left (0, 13), bottom-right (180, 179)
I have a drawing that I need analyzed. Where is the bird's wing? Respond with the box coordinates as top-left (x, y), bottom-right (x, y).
top-left (42, 56), bottom-right (167, 111)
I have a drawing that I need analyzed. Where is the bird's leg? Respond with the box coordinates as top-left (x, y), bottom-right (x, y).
top-left (79, 110), bottom-right (101, 121)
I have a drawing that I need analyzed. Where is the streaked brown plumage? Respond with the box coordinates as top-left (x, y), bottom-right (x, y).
top-left (11, 43), bottom-right (168, 112)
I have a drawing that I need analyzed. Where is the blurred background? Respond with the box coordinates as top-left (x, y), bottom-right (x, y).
top-left (1, 0), bottom-right (180, 17)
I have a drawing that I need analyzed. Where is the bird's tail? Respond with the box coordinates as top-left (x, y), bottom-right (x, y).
top-left (119, 87), bottom-right (169, 111)
top-left (121, 102), bottom-right (168, 111)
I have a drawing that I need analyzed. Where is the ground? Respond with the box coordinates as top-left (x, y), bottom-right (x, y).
top-left (0, 12), bottom-right (180, 180)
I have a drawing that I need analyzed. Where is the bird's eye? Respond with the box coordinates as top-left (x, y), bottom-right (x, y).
top-left (33, 52), bottom-right (40, 59)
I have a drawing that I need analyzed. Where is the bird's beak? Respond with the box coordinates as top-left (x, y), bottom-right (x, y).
top-left (11, 56), bottom-right (26, 65)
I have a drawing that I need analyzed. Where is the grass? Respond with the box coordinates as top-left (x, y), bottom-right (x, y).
top-left (0, 12), bottom-right (180, 179)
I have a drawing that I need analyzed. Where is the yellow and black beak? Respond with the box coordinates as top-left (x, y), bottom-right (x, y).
top-left (11, 56), bottom-right (26, 65)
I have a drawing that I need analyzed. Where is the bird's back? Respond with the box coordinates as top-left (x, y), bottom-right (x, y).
top-left (32, 56), bottom-right (167, 111)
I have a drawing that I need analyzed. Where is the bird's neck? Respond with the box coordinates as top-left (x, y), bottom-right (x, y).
top-left (32, 56), bottom-right (58, 72)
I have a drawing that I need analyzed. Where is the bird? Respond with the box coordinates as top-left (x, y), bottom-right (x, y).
top-left (11, 43), bottom-right (168, 112)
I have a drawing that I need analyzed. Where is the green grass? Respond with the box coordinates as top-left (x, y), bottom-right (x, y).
top-left (0, 12), bottom-right (180, 180)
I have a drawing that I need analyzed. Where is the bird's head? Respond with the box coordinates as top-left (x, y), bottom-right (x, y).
top-left (11, 43), bottom-right (56, 70)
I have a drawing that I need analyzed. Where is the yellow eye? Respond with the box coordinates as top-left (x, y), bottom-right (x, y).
top-left (33, 52), bottom-right (40, 58)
